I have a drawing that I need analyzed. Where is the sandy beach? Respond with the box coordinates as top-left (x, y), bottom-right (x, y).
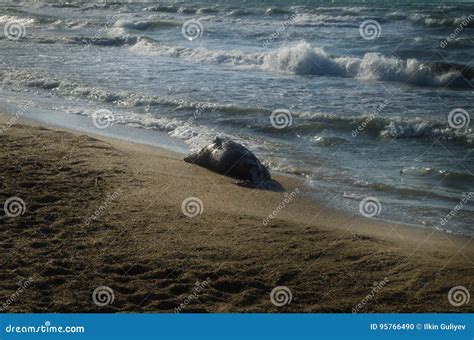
top-left (0, 112), bottom-right (472, 313)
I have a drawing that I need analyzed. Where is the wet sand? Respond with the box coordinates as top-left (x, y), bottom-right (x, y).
top-left (0, 113), bottom-right (472, 312)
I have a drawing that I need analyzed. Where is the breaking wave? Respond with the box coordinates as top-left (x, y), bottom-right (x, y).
top-left (294, 113), bottom-right (473, 146)
top-left (1, 67), bottom-right (472, 147)
top-left (128, 40), bottom-right (473, 88)
top-left (113, 18), bottom-right (181, 31)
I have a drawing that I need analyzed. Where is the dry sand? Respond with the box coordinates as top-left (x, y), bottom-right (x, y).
top-left (0, 113), bottom-right (472, 313)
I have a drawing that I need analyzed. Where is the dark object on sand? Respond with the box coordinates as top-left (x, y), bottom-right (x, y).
top-left (184, 137), bottom-right (281, 190)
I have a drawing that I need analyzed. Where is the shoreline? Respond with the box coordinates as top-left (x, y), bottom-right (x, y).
top-left (2, 104), bottom-right (468, 238)
top-left (0, 112), bottom-right (472, 312)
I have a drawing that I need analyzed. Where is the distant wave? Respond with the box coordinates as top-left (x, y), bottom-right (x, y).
top-left (423, 16), bottom-right (474, 28)
top-left (113, 18), bottom-right (181, 31)
top-left (293, 13), bottom-right (380, 27)
top-left (266, 7), bottom-right (294, 15)
top-left (143, 5), bottom-right (182, 13)
top-left (0, 15), bottom-right (36, 26)
top-left (16, 35), bottom-right (140, 47)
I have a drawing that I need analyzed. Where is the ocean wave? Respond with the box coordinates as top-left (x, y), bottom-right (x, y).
top-left (126, 40), bottom-right (473, 88)
top-left (196, 7), bottom-right (219, 14)
top-left (266, 7), bottom-right (294, 15)
top-left (296, 113), bottom-right (473, 146)
top-left (0, 68), bottom-right (268, 116)
top-left (424, 16), bottom-right (474, 28)
top-left (227, 9), bottom-right (254, 16)
top-left (378, 120), bottom-right (473, 144)
top-left (352, 180), bottom-right (463, 201)
top-left (47, 3), bottom-right (81, 8)
top-left (293, 13), bottom-right (378, 26)
top-left (0, 15), bottom-right (36, 26)
top-left (1, 67), bottom-right (472, 147)
top-left (262, 42), bottom-right (473, 87)
top-left (400, 166), bottom-right (474, 183)
top-left (5, 34), bottom-right (140, 47)
top-left (128, 38), bottom-right (266, 67)
top-left (113, 18), bottom-right (181, 31)
top-left (143, 5), bottom-right (180, 13)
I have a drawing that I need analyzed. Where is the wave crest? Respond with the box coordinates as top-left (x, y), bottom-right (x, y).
top-left (128, 40), bottom-right (473, 89)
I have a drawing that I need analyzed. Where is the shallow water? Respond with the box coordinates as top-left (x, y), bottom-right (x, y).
top-left (0, 0), bottom-right (473, 234)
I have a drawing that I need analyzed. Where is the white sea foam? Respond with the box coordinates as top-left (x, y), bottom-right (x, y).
top-left (0, 15), bottom-right (36, 26)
